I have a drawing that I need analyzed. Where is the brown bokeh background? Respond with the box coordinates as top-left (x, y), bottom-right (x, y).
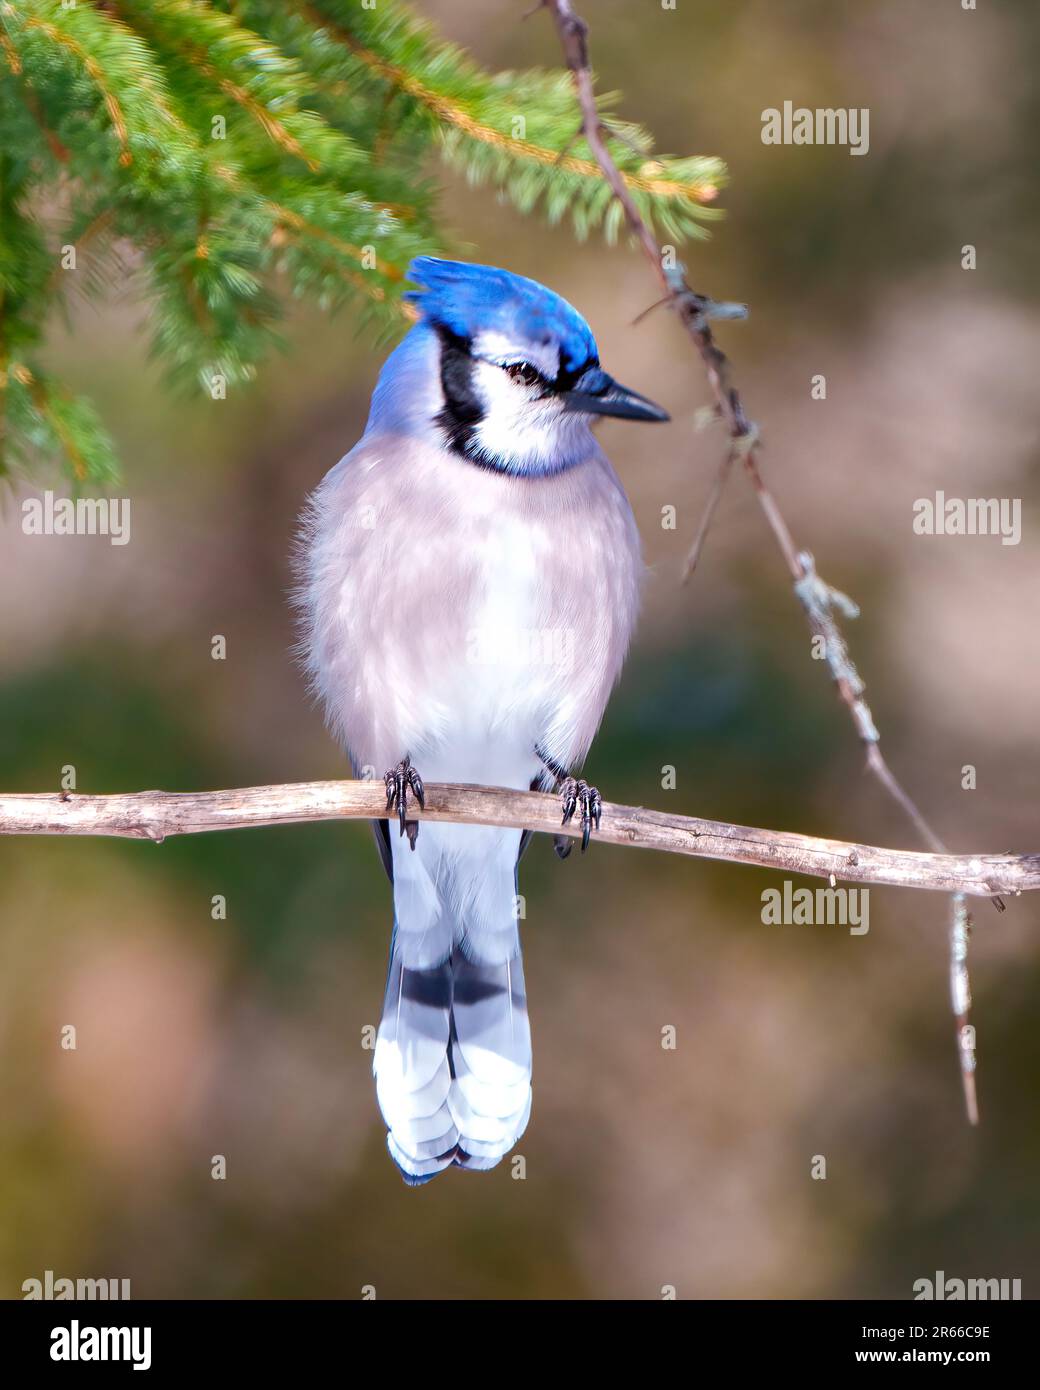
top-left (2, 0), bottom-right (1038, 1298)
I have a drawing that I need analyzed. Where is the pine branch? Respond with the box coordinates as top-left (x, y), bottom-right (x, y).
top-left (5, 1), bottom-right (189, 171)
top-left (0, 0), bottom-right (726, 481)
top-left (115, 0), bottom-right (340, 174)
top-left (20, 10), bottom-right (132, 166)
top-left (3, 361), bottom-right (119, 482)
top-left (296, 0), bottom-right (725, 243)
top-left (0, 781), bottom-right (1034, 900)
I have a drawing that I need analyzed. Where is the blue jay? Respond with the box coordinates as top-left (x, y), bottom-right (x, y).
top-left (296, 258), bottom-right (667, 1183)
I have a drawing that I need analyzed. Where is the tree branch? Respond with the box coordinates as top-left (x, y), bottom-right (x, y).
top-left (1, 781), bottom-right (1035, 899)
top-left (541, 0), bottom-right (963, 876)
top-left (541, 0), bottom-right (1000, 1120)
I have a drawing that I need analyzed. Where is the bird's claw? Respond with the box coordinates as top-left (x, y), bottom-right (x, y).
top-left (559, 776), bottom-right (602, 854)
top-left (385, 755), bottom-right (425, 848)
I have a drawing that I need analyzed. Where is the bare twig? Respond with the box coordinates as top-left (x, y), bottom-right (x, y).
top-left (681, 444), bottom-right (735, 583)
top-left (949, 894), bottom-right (979, 1125)
top-left (681, 425), bottom-right (758, 582)
top-left (0, 782), bottom-right (1035, 900)
top-left (541, 0), bottom-right (997, 1119)
top-left (542, 0), bottom-right (945, 856)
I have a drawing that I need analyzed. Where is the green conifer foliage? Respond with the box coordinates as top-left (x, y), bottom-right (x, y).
top-left (0, 0), bottom-right (724, 482)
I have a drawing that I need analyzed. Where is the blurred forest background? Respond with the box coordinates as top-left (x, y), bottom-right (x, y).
top-left (2, 0), bottom-right (1039, 1299)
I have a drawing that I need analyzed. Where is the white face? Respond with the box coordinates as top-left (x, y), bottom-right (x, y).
top-left (474, 328), bottom-right (561, 382)
top-left (464, 330), bottom-right (592, 475)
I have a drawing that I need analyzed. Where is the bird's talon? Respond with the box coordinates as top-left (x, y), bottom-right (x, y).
top-left (558, 776), bottom-right (602, 854)
top-left (407, 764), bottom-right (425, 810)
top-left (385, 756), bottom-right (425, 840)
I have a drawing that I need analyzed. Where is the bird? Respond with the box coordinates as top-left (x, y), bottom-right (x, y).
top-left (295, 257), bottom-right (668, 1184)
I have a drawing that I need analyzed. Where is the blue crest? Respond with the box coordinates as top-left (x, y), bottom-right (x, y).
top-left (404, 257), bottom-right (598, 373)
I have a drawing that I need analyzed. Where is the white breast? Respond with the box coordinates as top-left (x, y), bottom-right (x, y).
top-left (299, 431), bottom-right (642, 790)
top-left (414, 483), bottom-right (555, 787)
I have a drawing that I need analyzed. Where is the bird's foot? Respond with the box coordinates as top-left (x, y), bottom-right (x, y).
top-left (559, 777), bottom-right (602, 854)
top-left (384, 756), bottom-right (425, 849)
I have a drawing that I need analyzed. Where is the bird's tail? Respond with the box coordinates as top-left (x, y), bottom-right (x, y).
top-left (373, 824), bottom-right (532, 1184)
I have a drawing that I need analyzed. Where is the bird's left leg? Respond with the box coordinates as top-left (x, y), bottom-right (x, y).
top-left (536, 747), bottom-right (603, 857)
top-left (384, 754), bottom-right (425, 849)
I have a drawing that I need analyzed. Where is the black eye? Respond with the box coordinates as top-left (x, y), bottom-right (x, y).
top-left (504, 361), bottom-right (542, 387)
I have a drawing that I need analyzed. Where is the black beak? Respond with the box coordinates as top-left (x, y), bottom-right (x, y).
top-left (559, 366), bottom-right (670, 423)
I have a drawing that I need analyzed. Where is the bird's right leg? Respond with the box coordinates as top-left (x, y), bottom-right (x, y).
top-left (384, 754), bottom-right (425, 849)
top-left (536, 747), bottom-right (602, 857)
